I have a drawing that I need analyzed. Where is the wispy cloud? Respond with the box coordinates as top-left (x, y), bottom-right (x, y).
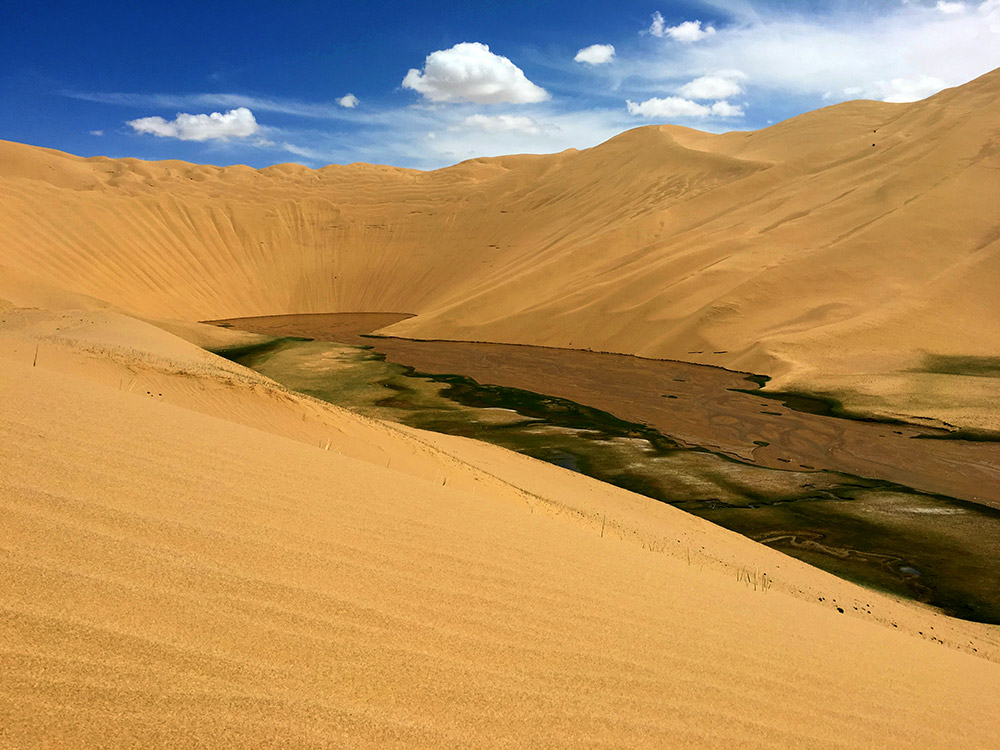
top-left (411, 106), bottom-right (632, 166)
top-left (271, 141), bottom-right (331, 161)
top-left (629, 0), bottom-right (1000, 103)
top-left (65, 90), bottom-right (363, 121)
top-left (936, 1), bottom-right (967, 14)
top-left (453, 114), bottom-right (546, 135)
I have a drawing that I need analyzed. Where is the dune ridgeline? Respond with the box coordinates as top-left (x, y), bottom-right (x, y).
top-left (1, 70), bottom-right (999, 746)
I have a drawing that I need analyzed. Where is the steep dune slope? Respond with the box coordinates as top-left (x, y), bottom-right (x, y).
top-left (1, 68), bottom-right (998, 427)
top-left (3, 309), bottom-right (1000, 747)
top-left (0, 128), bottom-right (762, 323)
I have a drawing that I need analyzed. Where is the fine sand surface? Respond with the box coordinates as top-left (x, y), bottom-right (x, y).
top-left (3, 68), bottom-right (1000, 429)
top-left (3, 305), bottom-right (1000, 747)
top-left (210, 312), bottom-right (1000, 510)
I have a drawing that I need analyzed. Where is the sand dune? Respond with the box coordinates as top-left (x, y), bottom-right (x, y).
top-left (3, 308), bottom-right (1000, 747)
top-left (2, 70), bottom-right (1000, 746)
top-left (3, 68), bottom-right (999, 428)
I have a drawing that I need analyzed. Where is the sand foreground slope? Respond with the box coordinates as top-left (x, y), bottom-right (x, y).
top-left (2, 307), bottom-right (1000, 747)
top-left (2, 69), bottom-right (999, 428)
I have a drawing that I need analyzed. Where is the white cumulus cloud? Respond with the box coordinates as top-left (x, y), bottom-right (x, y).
top-left (410, 107), bottom-right (630, 167)
top-left (455, 114), bottom-right (544, 134)
top-left (626, 96), bottom-right (742, 119)
top-left (401, 42), bottom-right (549, 104)
top-left (337, 93), bottom-right (359, 108)
top-left (708, 100), bottom-right (745, 117)
top-left (648, 13), bottom-right (716, 42)
top-left (574, 44), bottom-right (616, 65)
top-left (127, 107), bottom-right (259, 141)
top-left (678, 74), bottom-right (744, 99)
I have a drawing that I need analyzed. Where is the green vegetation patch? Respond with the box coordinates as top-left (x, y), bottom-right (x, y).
top-left (209, 336), bottom-right (313, 363)
top-left (214, 336), bottom-right (1000, 624)
top-left (919, 354), bottom-right (1000, 378)
top-left (731, 385), bottom-right (911, 426)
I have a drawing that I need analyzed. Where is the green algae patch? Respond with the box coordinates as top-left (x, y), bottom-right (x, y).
top-left (919, 354), bottom-right (1000, 378)
top-left (216, 336), bottom-right (1000, 625)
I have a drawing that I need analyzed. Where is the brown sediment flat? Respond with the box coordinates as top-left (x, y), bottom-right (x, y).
top-left (369, 337), bottom-right (1000, 509)
top-left (207, 312), bottom-right (415, 346)
top-left (216, 313), bottom-right (1000, 509)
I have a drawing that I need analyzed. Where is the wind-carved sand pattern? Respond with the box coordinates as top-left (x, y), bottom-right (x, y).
top-left (209, 313), bottom-right (1000, 624)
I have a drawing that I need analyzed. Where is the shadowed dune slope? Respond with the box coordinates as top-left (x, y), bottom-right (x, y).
top-left (2, 68), bottom-right (999, 428)
top-left (2, 309), bottom-right (1000, 747)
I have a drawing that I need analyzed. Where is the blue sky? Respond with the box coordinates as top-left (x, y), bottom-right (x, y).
top-left (3, 0), bottom-right (998, 169)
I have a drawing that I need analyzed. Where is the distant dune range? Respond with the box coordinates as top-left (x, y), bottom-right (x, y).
top-left (3, 68), bottom-right (999, 429)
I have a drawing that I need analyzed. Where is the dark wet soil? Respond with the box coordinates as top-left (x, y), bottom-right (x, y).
top-left (207, 313), bottom-right (1000, 623)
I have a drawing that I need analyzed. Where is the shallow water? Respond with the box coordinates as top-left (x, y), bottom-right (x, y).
top-left (216, 333), bottom-right (1000, 624)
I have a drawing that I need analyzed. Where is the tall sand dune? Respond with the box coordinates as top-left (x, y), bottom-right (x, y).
top-left (2, 68), bottom-right (999, 428)
top-left (2, 307), bottom-right (1000, 747)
